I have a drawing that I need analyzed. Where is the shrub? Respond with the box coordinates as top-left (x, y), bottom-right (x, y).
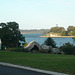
top-left (8, 47), bottom-right (28, 52)
top-left (60, 42), bottom-right (75, 55)
top-left (23, 42), bottom-right (28, 47)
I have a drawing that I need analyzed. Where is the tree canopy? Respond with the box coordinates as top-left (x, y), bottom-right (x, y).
top-left (0, 22), bottom-right (25, 49)
top-left (50, 27), bottom-right (65, 33)
top-left (67, 26), bottom-right (75, 32)
top-left (48, 26), bottom-right (75, 36)
top-left (67, 26), bottom-right (75, 36)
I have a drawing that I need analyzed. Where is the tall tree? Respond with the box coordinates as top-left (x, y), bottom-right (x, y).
top-left (44, 37), bottom-right (56, 48)
top-left (0, 22), bottom-right (25, 49)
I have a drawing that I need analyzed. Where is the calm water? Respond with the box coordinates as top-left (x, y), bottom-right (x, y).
top-left (23, 33), bottom-right (74, 47)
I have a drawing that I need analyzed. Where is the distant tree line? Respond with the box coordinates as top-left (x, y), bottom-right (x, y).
top-left (49, 26), bottom-right (75, 36)
top-left (20, 29), bottom-right (49, 34)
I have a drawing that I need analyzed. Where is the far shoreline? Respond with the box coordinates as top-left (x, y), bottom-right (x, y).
top-left (21, 32), bottom-right (42, 34)
top-left (21, 32), bottom-right (75, 38)
top-left (40, 36), bottom-right (75, 38)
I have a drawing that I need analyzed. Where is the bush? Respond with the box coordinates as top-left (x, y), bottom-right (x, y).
top-left (60, 42), bottom-right (75, 55)
top-left (8, 47), bottom-right (28, 52)
top-left (23, 42), bottom-right (28, 47)
top-left (44, 37), bottom-right (56, 48)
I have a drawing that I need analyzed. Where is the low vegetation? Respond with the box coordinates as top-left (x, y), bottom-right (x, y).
top-left (60, 42), bottom-right (75, 55)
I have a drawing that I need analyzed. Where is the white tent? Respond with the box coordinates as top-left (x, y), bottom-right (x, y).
top-left (0, 39), bottom-right (1, 49)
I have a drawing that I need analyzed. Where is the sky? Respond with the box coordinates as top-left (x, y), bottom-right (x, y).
top-left (0, 0), bottom-right (75, 30)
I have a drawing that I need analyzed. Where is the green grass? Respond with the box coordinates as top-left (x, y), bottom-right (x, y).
top-left (0, 51), bottom-right (75, 75)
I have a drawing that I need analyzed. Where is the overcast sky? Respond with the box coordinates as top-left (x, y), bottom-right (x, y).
top-left (0, 0), bottom-right (75, 29)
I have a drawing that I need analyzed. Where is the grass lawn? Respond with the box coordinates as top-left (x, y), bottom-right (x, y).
top-left (0, 51), bottom-right (75, 75)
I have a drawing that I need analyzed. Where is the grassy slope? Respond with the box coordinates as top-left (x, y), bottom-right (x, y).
top-left (0, 51), bottom-right (75, 75)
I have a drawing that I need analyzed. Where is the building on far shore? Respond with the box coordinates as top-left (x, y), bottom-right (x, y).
top-left (47, 33), bottom-right (60, 37)
top-left (0, 39), bottom-right (1, 50)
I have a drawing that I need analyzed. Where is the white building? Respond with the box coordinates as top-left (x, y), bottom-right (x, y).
top-left (0, 39), bottom-right (1, 49)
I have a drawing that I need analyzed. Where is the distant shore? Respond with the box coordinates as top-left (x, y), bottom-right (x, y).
top-left (40, 36), bottom-right (75, 38)
top-left (21, 32), bottom-right (42, 34)
top-left (21, 32), bottom-right (75, 38)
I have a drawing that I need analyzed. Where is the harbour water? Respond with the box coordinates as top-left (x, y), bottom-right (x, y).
top-left (23, 33), bottom-right (74, 47)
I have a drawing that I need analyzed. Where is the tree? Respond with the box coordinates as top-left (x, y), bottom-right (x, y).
top-left (67, 26), bottom-right (75, 32)
top-left (68, 31), bottom-right (75, 36)
top-left (61, 31), bottom-right (68, 36)
top-left (67, 26), bottom-right (75, 36)
top-left (44, 37), bottom-right (56, 48)
top-left (50, 27), bottom-right (65, 33)
top-left (0, 22), bottom-right (25, 49)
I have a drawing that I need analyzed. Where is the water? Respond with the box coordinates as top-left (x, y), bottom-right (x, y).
top-left (23, 33), bottom-right (74, 47)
